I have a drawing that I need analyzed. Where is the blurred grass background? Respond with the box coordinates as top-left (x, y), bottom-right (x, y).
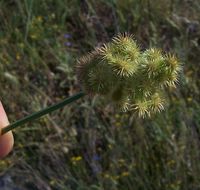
top-left (0, 0), bottom-right (200, 189)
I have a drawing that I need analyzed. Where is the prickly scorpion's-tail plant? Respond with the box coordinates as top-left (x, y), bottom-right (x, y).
top-left (1, 33), bottom-right (181, 135)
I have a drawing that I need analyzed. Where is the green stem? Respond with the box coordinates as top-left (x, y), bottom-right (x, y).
top-left (1, 91), bottom-right (85, 135)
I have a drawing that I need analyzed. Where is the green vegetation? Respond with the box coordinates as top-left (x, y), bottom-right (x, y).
top-left (0, 0), bottom-right (199, 189)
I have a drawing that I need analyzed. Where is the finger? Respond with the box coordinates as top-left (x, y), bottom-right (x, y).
top-left (0, 101), bottom-right (14, 158)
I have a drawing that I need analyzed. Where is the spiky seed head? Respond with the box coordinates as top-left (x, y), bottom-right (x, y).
top-left (117, 98), bottom-right (131, 112)
top-left (98, 38), bottom-right (140, 77)
top-left (153, 54), bottom-right (181, 88)
top-left (150, 93), bottom-right (165, 113)
top-left (76, 33), bottom-right (182, 118)
top-left (164, 72), bottom-right (179, 87)
top-left (165, 54), bottom-right (180, 71)
top-left (132, 100), bottom-right (150, 118)
top-left (144, 48), bottom-right (162, 60)
top-left (141, 48), bottom-right (165, 78)
top-left (76, 51), bottom-right (97, 82)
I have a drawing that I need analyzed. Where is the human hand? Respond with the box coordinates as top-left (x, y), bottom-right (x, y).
top-left (0, 102), bottom-right (14, 158)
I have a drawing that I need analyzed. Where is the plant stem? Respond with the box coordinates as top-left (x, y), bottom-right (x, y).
top-left (1, 91), bottom-right (85, 135)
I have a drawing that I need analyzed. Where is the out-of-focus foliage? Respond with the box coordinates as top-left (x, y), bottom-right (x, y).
top-left (0, 0), bottom-right (199, 189)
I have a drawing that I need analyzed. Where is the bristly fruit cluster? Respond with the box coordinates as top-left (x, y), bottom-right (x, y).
top-left (76, 33), bottom-right (181, 117)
